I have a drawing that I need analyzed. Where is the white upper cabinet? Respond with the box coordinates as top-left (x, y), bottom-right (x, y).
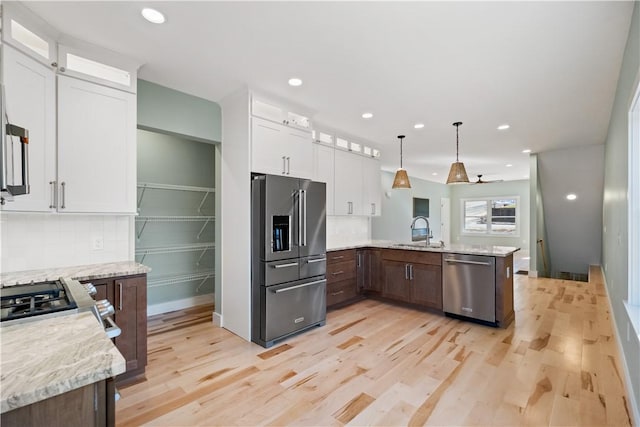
top-left (1, 45), bottom-right (56, 212)
top-left (362, 156), bottom-right (382, 217)
top-left (2, 3), bottom-right (58, 67)
top-left (251, 117), bottom-right (312, 179)
top-left (334, 149), bottom-right (363, 215)
top-left (313, 141), bottom-right (335, 216)
top-left (57, 39), bottom-right (139, 93)
top-left (251, 97), bottom-right (311, 130)
top-left (57, 75), bottom-right (136, 213)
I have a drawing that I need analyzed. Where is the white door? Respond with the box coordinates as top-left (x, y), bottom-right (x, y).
top-left (1, 45), bottom-right (56, 212)
top-left (313, 143), bottom-right (334, 215)
top-left (57, 75), bottom-right (136, 213)
top-left (440, 198), bottom-right (451, 246)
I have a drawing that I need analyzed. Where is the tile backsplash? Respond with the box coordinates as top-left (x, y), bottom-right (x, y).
top-left (0, 213), bottom-right (133, 273)
top-left (326, 215), bottom-right (370, 248)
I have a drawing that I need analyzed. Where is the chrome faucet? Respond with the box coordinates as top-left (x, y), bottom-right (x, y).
top-left (410, 216), bottom-right (433, 246)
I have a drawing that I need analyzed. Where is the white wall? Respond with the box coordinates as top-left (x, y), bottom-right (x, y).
top-left (1, 213), bottom-right (132, 272)
top-left (449, 179), bottom-right (530, 249)
top-left (219, 89), bottom-right (251, 340)
top-left (372, 171), bottom-right (450, 243)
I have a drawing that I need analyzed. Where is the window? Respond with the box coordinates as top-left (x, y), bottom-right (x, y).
top-left (462, 197), bottom-right (519, 236)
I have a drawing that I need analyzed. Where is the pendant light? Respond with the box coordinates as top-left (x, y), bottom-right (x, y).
top-left (446, 122), bottom-right (470, 184)
top-left (392, 135), bottom-right (411, 189)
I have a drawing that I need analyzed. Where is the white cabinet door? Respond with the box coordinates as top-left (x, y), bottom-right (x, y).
top-left (285, 127), bottom-right (312, 180)
top-left (251, 117), bottom-right (288, 176)
top-left (1, 45), bottom-right (56, 212)
top-left (251, 117), bottom-right (312, 179)
top-left (57, 75), bottom-right (136, 213)
top-left (362, 157), bottom-right (382, 217)
top-left (313, 143), bottom-right (334, 215)
top-left (334, 149), bottom-right (363, 215)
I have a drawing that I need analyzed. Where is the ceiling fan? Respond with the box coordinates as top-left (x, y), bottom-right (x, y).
top-left (471, 174), bottom-right (504, 184)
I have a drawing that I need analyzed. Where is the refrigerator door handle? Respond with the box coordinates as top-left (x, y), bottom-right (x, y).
top-left (302, 189), bottom-right (307, 246)
top-left (297, 189), bottom-right (303, 247)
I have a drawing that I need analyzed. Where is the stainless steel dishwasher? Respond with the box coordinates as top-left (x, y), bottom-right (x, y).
top-left (443, 253), bottom-right (496, 323)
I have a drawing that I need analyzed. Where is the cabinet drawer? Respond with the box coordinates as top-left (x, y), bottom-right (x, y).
top-left (327, 279), bottom-right (357, 307)
top-left (327, 249), bottom-right (356, 264)
top-left (327, 260), bottom-right (356, 283)
top-left (382, 249), bottom-right (442, 266)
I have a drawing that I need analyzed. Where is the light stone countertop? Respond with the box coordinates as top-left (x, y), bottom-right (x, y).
top-left (327, 240), bottom-right (520, 257)
top-left (0, 311), bottom-right (126, 413)
top-left (0, 261), bottom-right (151, 287)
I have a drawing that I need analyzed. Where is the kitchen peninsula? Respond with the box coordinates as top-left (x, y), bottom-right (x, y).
top-left (326, 241), bottom-right (519, 328)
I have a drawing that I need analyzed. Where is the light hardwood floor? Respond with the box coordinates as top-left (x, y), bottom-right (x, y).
top-left (116, 267), bottom-right (633, 426)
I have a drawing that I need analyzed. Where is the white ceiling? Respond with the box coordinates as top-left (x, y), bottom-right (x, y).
top-left (23, 1), bottom-right (634, 183)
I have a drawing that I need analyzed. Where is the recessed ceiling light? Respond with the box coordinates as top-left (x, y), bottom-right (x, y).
top-left (506, 164), bottom-right (513, 167)
top-left (497, 124), bottom-right (510, 130)
top-left (566, 193), bottom-right (577, 201)
top-left (522, 149), bottom-right (532, 154)
top-left (288, 78), bottom-right (302, 87)
top-left (141, 8), bottom-right (165, 24)
top-left (432, 172), bottom-right (438, 176)
top-left (414, 123), bottom-right (425, 129)
top-left (362, 112), bottom-right (373, 119)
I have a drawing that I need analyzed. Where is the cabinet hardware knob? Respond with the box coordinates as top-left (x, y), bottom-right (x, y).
top-left (51, 62), bottom-right (58, 68)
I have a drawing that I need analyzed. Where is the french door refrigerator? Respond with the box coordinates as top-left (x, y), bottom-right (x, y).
top-left (251, 174), bottom-right (326, 348)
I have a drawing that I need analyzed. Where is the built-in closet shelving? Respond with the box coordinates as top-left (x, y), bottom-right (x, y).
top-left (135, 129), bottom-right (216, 306)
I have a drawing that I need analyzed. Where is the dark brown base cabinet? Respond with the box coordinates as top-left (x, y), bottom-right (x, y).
top-left (1, 379), bottom-right (115, 427)
top-left (326, 250), bottom-right (359, 308)
top-left (381, 249), bottom-right (442, 310)
top-left (356, 249), bottom-right (381, 293)
top-left (83, 274), bottom-right (147, 384)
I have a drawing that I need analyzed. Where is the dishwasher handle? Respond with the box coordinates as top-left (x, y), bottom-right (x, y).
top-left (444, 258), bottom-right (493, 266)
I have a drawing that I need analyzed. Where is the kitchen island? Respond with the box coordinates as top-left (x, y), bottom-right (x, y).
top-left (326, 241), bottom-right (519, 328)
top-left (1, 311), bottom-right (125, 425)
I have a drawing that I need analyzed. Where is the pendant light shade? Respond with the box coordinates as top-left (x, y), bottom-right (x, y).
top-left (446, 122), bottom-right (470, 184)
top-left (392, 135), bottom-right (411, 189)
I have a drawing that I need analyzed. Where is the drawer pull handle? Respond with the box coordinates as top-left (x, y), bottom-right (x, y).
top-left (331, 290), bottom-right (345, 296)
top-left (272, 262), bottom-right (299, 269)
top-left (332, 271), bottom-right (344, 276)
top-left (331, 256), bottom-right (344, 260)
top-left (272, 279), bottom-right (326, 293)
top-left (307, 258), bottom-right (325, 264)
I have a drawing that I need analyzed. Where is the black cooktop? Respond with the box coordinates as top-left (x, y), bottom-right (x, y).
top-left (0, 280), bottom-right (78, 322)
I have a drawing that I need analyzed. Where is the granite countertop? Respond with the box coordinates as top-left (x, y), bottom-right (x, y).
top-left (327, 240), bottom-right (520, 257)
top-left (0, 261), bottom-right (151, 287)
top-left (0, 311), bottom-right (126, 413)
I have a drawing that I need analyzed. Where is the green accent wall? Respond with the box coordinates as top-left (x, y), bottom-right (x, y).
top-left (602, 2), bottom-right (640, 417)
top-left (137, 79), bottom-right (221, 143)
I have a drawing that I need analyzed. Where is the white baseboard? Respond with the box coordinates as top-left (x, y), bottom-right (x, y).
top-left (600, 267), bottom-right (639, 425)
top-left (147, 293), bottom-right (214, 316)
top-left (212, 311), bottom-right (222, 327)
top-left (528, 270), bottom-right (538, 278)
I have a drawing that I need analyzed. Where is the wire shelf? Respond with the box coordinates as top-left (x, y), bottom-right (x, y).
top-left (147, 270), bottom-right (215, 289)
top-left (135, 215), bottom-right (215, 222)
top-left (137, 182), bottom-right (215, 193)
top-left (135, 243), bottom-right (215, 256)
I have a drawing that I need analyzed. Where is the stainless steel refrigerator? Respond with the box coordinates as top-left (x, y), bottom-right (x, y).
top-left (251, 174), bottom-right (327, 347)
